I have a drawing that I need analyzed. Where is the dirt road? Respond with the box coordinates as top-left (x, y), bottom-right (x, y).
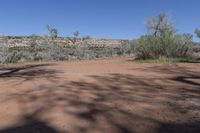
top-left (0, 57), bottom-right (200, 133)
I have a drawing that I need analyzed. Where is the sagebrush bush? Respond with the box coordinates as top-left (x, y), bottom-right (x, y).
top-left (0, 37), bottom-right (132, 64)
top-left (134, 35), bottom-right (193, 59)
top-left (0, 44), bottom-right (9, 64)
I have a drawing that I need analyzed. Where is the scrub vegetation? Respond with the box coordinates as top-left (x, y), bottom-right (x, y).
top-left (0, 13), bottom-right (199, 64)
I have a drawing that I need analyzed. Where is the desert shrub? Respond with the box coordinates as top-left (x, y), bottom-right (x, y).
top-left (118, 44), bottom-right (132, 55)
top-left (0, 37), bottom-right (9, 62)
top-left (0, 37), bottom-right (24, 64)
top-left (0, 34), bottom-right (132, 64)
top-left (0, 44), bottom-right (9, 64)
top-left (135, 34), bottom-right (193, 59)
top-left (134, 13), bottom-right (194, 60)
top-left (64, 45), bottom-right (76, 49)
top-left (4, 50), bottom-right (23, 63)
top-left (0, 46), bottom-right (30, 64)
top-left (67, 31), bottom-right (80, 45)
top-left (32, 39), bottom-right (69, 61)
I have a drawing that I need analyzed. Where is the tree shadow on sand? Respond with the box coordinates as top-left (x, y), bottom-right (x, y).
top-left (0, 65), bottom-right (200, 133)
top-left (0, 110), bottom-right (60, 133)
top-left (131, 64), bottom-right (200, 87)
top-left (0, 64), bottom-right (58, 81)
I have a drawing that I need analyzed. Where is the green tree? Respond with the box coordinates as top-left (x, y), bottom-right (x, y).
top-left (134, 13), bottom-right (192, 60)
top-left (67, 31), bottom-right (80, 45)
top-left (146, 13), bottom-right (175, 37)
top-left (73, 31), bottom-right (80, 38)
top-left (195, 28), bottom-right (200, 38)
top-left (47, 25), bottom-right (58, 39)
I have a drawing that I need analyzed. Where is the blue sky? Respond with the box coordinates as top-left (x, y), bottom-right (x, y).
top-left (0, 0), bottom-right (199, 40)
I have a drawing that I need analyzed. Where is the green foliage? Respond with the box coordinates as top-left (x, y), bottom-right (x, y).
top-left (67, 31), bottom-right (80, 45)
top-left (64, 45), bottom-right (76, 49)
top-left (5, 50), bottom-right (23, 63)
top-left (134, 13), bottom-right (194, 60)
top-left (0, 42), bottom-right (132, 64)
top-left (195, 28), bottom-right (200, 38)
top-left (135, 34), bottom-right (193, 59)
top-left (47, 25), bottom-right (58, 39)
top-left (146, 13), bottom-right (175, 37)
top-left (0, 44), bottom-right (9, 64)
top-left (73, 31), bottom-right (80, 37)
top-left (30, 34), bottom-right (38, 49)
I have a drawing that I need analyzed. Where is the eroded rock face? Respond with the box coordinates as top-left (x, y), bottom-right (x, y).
top-left (0, 36), bottom-right (127, 48)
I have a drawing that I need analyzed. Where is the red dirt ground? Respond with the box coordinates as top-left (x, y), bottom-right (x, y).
top-left (0, 56), bottom-right (199, 133)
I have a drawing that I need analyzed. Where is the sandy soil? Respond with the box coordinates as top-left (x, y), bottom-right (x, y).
top-left (0, 56), bottom-right (199, 133)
